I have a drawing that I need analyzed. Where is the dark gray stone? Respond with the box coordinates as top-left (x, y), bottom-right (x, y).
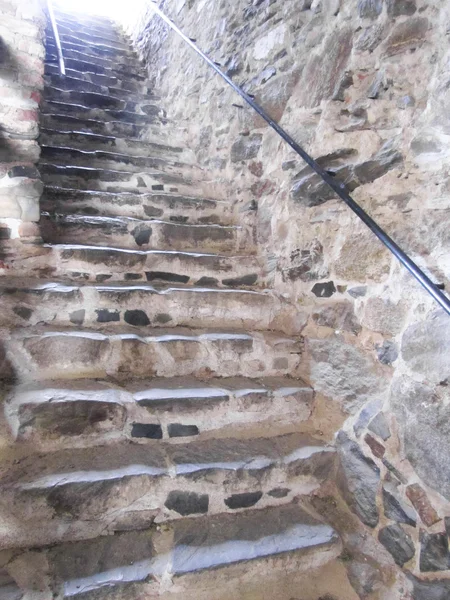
top-left (13, 306), bottom-right (33, 320)
top-left (124, 310), bottom-right (150, 327)
top-left (348, 286), bottom-right (367, 298)
top-left (131, 423), bottom-right (163, 439)
top-left (283, 242), bottom-right (326, 283)
top-left (397, 95), bottom-right (415, 109)
top-left (408, 574), bottom-right (450, 600)
top-left (222, 274), bottom-right (258, 287)
top-left (332, 70), bottom-right (353, 101)
top-left (196, 277), bottom-right (219, 286)
top-left (225, 491), bottom-right (263, 510)
top-left (70, 309), bottom-right (85, 326)
top-left (376, 340), bottom-right (399, 365)
top-left (268, 488), bottom-right (290, 498)
top-left (387, 0), bottom-right (417, 16)
top-left (354, 140), bottom-right (402, 184)
top-left (168, 424), bottom-right (200, 438)
top-left (132, 226), bottom-right (152, 246)
top-left (347, 560), bottom-right (382, 599)
top-left (125, 273), bottom-right (142, 280)
top-left (96, 274), bottom-right (112, 283)
top-left (383, 482), bottom-right (416, 526)
top-left (391, 376), bottom-right (450, 500)
top-left (165, 490), bottom-right (209, 516)
top-left (96, 309), bottom-right (120, 323)
top-left (367, 70), bottom-right (387, 99)
top-left (230, 134), bottom-right (263, 162)
top-left (312, 281), bottom-right (336, 298)
top-left (8, 165), bottom-right (40, 179)
top-left (337, 432), bottom-right (380, 527)
top-left (378, 524), bottom-right (415, 566)
top-left (154, 313), bottom-right (173, 324)
top-left (383, 17), bottom-right (429, 57)
top-left (368, 412), bottom-right (391, 440)
top-left (358, 0), bottom-right (383, 19)
top-left (291, 149), bottom-right (358, 207)
top-left (420, 532), bottom-right (450, 572)
top-left (146, 271), bottom-right (190, 284)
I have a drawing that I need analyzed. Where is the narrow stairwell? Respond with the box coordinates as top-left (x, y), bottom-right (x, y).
top-left (0, 8), bottom-right (355, 600)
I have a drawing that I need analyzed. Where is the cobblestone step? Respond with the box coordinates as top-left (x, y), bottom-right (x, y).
top-left (40, 187), bottom-right (231, 224)
top-left (0, 434), bottom-right (334, 548)
top-left (4, 325), bottom-right (301, 381)
top-left (5, 376), bottom-right (313, 447)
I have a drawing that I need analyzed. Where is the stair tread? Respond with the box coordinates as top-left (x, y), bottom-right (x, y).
top-left (1, 432), bottom-right (332, 488)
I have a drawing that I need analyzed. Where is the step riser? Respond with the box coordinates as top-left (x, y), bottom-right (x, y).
top-left (46, 45), bottom-right (139, 68)
top-left (40, 190), bottom-right (232, 224)
top-left (45, 60), bottom-right (146, 81)
top-left (41, 102), bottom-right (165, 126)
top-left (42, 91), bottom-right (163, 118)
top-left (47, 31), bottom-right (130, 52)
top-left (39, 131), bottom-right (190, 161)
top-left (6, 381), bottom-right (313, 447)
top-left (39, 149), bottom-right (195, 176)
top-left (40, 217), bottom-right (251, 253)
top-left (47, 24), bottom-right (125, 46)
top-left (0, 437), bottom-right (333, 548)
top-left (0, 285), bottom-right (289, 333)
top-left (40, 114), bottom-right (147, 137)
top-left (44, 76), bottom-right (152, 99)
top-left (5, 330), bottom-right (299, 381)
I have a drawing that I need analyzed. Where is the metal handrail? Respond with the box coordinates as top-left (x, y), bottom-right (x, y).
top-left (148, 1), bottom-right (450, 316)
top-left (47, 0), bottom-right (66, 76)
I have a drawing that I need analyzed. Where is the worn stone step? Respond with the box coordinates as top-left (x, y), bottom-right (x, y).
top-left (44, 74), bottom-right (152, 100)
top-left (52, 31), bottom-right (130, 53)
top-left (2, 504), bottom-right (341, 600)
top-left (42, 90), bottom-right (162, 119)
top-left (39, 129), bottom-right (191, 162)
top-left (40, 187), bottom-right (232, 224)
top-left (5, 376), bottom-right (313, 447)
top-left (41, 99), bottom-right (165, 125)
top-left (45, 243), bottom-right (262, 283)
top-left (4, 325), bottom-right (300, 381)
top-left (40, 213), bottom-right (252, 253)
top-left (39, 146), bottom-right (195, 177)
top-left (45, 58), bottom-right (146, 81)
top-left (45, 61), bottom-right (146, 85)
top-left (46, 43), bottom-right (139, 68)
top-left (0, 276), bottom-right (297, 334)
top-left (0, 434), bottom-right (334, 548)
top-left (47, 22), bottom-right (125, 46)
top-left (53, 9), bottom-right (116, 30)
top-left (39, 163), bottom-right (192, 194)
top-left (40, 112), bottom-right (147, 137)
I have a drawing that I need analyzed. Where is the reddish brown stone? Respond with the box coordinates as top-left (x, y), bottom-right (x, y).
top-left (383, 17), bottom-right (429, 57)
top-left (364, 433), bottom-right (385, 458)
top-left (250, 180), bottom-right (276, 198)
top-left (406, 484), bottom-right (440, 527)
top-left (248, 161), bottom-right (263, 177)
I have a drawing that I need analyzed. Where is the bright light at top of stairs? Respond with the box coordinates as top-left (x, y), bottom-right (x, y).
top-left (53, 0), bottom-right (147, 22)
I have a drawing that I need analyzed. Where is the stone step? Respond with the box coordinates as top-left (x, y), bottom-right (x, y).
top-left (44, 58), bottom-right (146, 81)
top-left (47, 22), bottom-right (125, 45)
top-left (39, 146), bottom-right (195, 177)
top-left (40, 112), bottom-right (148, 137)
top-left (0, 434), bottom-right (334, 548)
top-left (53, 9), bottom-right (116, 30)
top-left (42, 90), bottom-right (162, 117)
top-left (44, 74), bottom-right (152, 100)
top-left (4, 325), bottom-right (300, 381)
top-left (5, 376), bottom-right (313, 446)
top-left (39, 163), bottom-right (193, 194)
top-left (41, 99), bottom-right (165, 125)
top-left (52, 31), bottom-right (130, 53)
top-left (46, 42), bottom-right (139, 68)
top-left (0, 278), bottom-right (296, 333)
top-left (39, 129), bottom-right (192, 162)
top-left (39, 213), bottom-right (252, 253)
top-left (2, 504), bottom-right (341, 600)
top-left (40, 187), bottom-right (232, 224)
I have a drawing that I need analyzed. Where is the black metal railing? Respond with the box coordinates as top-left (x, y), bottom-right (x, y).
top-left (148, 1), bottom-right (450, 316)
top-left (47, 0), bottom-right (66, 76)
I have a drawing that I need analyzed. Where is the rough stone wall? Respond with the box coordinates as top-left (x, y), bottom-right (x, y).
top-left (0, 0), bottom-right (45, 255)
top-left (128, 1), bottom-right (450, 595)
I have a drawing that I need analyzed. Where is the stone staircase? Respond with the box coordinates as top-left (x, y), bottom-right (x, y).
top-left (0, 7), bottom-right (354, 600)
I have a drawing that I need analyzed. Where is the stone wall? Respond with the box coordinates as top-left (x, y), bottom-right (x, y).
top-left (0, 0), bottom-right (45, 259)
top-left (129, 1), bottom-right (450, 596)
